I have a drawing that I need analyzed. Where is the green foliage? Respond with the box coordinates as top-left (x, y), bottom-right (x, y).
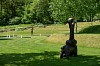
top-left (50, 0), bottom-right (99, 22)
top-left (0, 0), bottom-right (100, 25)
top-left (9, 17), bottom-right (21, 25)
top-left (35, 0), bottom-right (53, 24)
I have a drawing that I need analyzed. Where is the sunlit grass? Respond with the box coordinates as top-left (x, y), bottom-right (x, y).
top-left (0, 36), bottom-right (100, 66)
top-left (0, 22), bottom-right (100, 66)
top-left (47, 34), bottom-right (100, 48)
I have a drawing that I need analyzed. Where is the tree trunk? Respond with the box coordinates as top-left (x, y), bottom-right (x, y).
top-left (76, 22), bottom-right (78, 33)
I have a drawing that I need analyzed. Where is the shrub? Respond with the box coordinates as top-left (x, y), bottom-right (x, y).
top-left (9, 17), bottom-right (21, 25)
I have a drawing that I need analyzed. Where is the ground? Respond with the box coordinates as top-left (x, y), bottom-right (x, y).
top-left (0, 22), bottom-right (100, 66)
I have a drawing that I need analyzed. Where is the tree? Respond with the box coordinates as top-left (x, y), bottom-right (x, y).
top-left (50, 0), bottom-right (99, 23)
top-left (35, 0), bottom-right (53, 24)
top-left (0, 0), bottom-right (99, 26)
top-left (0, 0), bottom-right (33, 25)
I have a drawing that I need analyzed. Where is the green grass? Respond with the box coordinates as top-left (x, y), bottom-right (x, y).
top-left (0, 22), bottom-right (100, 66)
top-left (0, 22), bottom-right (100, 36)
top-left (0, 24), bottom-right (32, 29)
top-left (79, 25), bottom-right (100, 34)
top-left (0, 36), bottom-right (100, 66)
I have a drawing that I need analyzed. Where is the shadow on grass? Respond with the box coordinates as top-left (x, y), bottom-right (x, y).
top-left (0, 38), bottom-right (13, 40)
top-left (79, 25), bottom-right (100, 34)
top-left (0, 51), bottom-right (100, 66)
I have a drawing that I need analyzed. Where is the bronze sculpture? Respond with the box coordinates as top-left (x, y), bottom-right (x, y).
top-left (60, 18), bottom-right (77, 59)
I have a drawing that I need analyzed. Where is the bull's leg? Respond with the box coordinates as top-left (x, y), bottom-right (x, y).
top-left (65, 52), bottom-right (69, 59)
top-left (60, 51), bottom-right (64, 59)
top-left (65, 46), bottom-right (70, 59)
top-left (73, 46), bottom-right (77, 57)
top-left (69, 51), bottom-right (74, 57)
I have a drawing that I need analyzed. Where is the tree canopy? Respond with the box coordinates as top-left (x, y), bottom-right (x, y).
top-left (0, 0), bottom-right (100, 26)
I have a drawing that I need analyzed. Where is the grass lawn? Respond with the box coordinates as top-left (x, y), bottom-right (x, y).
top-left (0, 22), bottom-right (100, 66)
top-left (0, 36), bottom-right (100, 66)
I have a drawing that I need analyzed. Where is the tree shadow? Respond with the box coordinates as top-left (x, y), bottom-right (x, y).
top-left (0, 51), bottom-right (100, 66)
top-left (78, 25), bottom-right (100, 34)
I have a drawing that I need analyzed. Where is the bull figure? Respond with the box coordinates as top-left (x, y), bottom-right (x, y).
top-left (60, 39), bottom-right (77, 59)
